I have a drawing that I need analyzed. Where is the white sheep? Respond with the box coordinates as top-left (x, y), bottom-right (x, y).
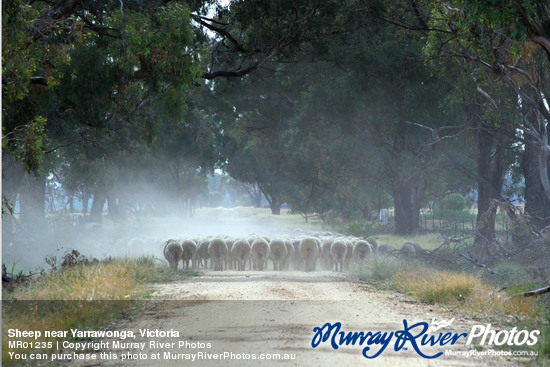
top-left (322, 238), bottom-right (335, 270)
top-left (313, 238), bottom-right (322, 271)
top-left (366, 236), bottom-right (379, 253)
top-left (352, 240), bottom-right (372, 264)
top-left (163, 239), bottom-right (183, 271)
top-left (180, 239), bottom-right (198, 269)
top-left (208, 238), bottom-right (228, 271)
top-left (282, 240), bottom-right (294, 270)
top-left (299, 237), bottom-right (318, 272)
top-left (344, 240), bottom-right (354, 269)
top-left (197, 239), bottom-right (210, 268)
top-left (224, 238), bottom-right (235, 270)
top-left (292, 240), bottom-right (303, 270)
top-left (231, 239), bottom-right (251, 271)
top-left (330, 239), bottom-right (348, 272)
top-left (251, 238), bottom-right (270, 271)
top-left (268, 239), bottom-right (287, 271)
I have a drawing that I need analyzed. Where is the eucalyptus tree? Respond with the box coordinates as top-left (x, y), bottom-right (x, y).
top-left (3, 1), bottom-right (202, 226)
top-left (218, 66), bottom-right (300, 215)
top-left (397, 1), bottom-right (549, 231)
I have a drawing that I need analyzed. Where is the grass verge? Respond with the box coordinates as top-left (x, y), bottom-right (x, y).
top-left (352, 257), bottom-right (549, 362)
top-left (2, 257), bottom-right (198, 366)
top-left (374, 233), bottom-right (462, 251)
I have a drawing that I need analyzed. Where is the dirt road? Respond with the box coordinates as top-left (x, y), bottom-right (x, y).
top-left (70, 269), bottom-right (517, 367)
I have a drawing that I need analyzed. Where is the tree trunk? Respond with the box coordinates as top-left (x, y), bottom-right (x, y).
top-left (117, 197), bottom-right (128, 221)
top-left (392, 178), bottom-right (422, 235)
top-left (270, 199), bottom-right (281, 215)
top-left (473, 122), bottom-right (509, 258)
top-left (522, 134), bottom-right (550, 231)
top-left (89, 188), bottom-right (106, 223)
top-left (107, 195), bottom-right (118, 220)
top-left (257, 182), bottom-right (281, 215)
top-left (81, 192), bottom-right (90, 215)
top-left (475, 128), bottom-right (499, 243)
top-left (19, 172), bottom-right (47, 232)
top-left (252, 191), bottom-right (262, 208)
top-left (242, 183), bottom-right (262, 208)
top-left (2, 153), bottom-right (26, 242)
top-left (68, 194), bottom-right (74, 212)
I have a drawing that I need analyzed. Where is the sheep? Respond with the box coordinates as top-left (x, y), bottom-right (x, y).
top-left (313, 238), bottom-right (322, 271)
top-left (292, 240), bottom-right (303, 270)
top-left (224, 238), bottom-right (235, 270)
top-left (180, 239), bottom-right (198, 269)
top-left (163, 239), bottom-right (183, 271)
top-left (299, 237), bottom-right (318, 272)
top-left (282, 240), bottom-right (294, 270)
top-left (197, 239), bottom-right (210, 268)
top-left (344, 240), bottom-right (354, 269)
top-left (322, 238), bottom-right (335, 270)
top-left (330, 239), bottom-right (348, 272)
top-left (399, 242), bottom-right (416, 258)
top-left (251, 238), bottom-right (270, 271)
top-left (208, 238), bottom-right (228, 271)
top-left (352, 240), bottom-right (372, 264)
top-left (268, 239), bottom-right (287, 271)
top-left (231, 239), bottom-right (251, 271)
top-left (366, 236), bottom-right (379, 253)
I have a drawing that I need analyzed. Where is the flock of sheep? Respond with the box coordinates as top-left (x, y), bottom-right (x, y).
top-left (162, 232), bottom-right (428, 272)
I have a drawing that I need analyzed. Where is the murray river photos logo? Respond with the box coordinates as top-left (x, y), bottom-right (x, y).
top-left (311, 318), bottom-right (540, 359)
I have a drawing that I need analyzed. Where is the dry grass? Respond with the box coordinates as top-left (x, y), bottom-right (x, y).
top-left (12, 262), bottom-right (140, 301)
top-left (2, 257), bottom-right (197, 365)
top-left (391, 267), bottom-right (548, 363)
top-left (352, 256), bottom-right (403, 289)
top-left (392, 268), bottom-right (543, 320)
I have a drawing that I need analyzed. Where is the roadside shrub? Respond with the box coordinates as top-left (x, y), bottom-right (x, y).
top-left (392, 268), bottom-right (543, 319)
top-left (352, 257), bottom-right (402, 288)
top-left (393, 270), bottom-right (477, 303)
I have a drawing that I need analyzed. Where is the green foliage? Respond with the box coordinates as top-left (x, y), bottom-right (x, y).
top-left (2, 3), bottom-right (40, 101)
top-left (437, 193), bottom-right (467, 211)
top-left (4, 116), bottom-right (47, 173)
top-left (3, 1), bottom-right (203, 201)
top-left (433, 193), bottom-right (471, 218)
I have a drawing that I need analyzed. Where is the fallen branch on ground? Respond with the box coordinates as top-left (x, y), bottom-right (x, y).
top-left (460, 253), bottom-right (502, 276)
top-left (513, 286), bottom-right (550, 298)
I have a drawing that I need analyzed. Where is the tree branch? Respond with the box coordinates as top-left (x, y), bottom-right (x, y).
top-left (28, 0), bottom-right (84, 42)
top-left (76, 12), bottom-right (122, 39)
top-left (410, 0), bottom-right (429, 30)
top-left (380, 16), bottom-right (453, 34)
top-left (191, 14), bottom-right (248, 53)
top-left (202, 43), bottom-right (285, 79)
top-left (513, 285), bottom-right (550, 298)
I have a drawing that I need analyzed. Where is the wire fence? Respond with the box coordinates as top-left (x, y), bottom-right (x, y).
top-left (417, 214), bottom-right (512, 234)
top-left (380, 211), bottom-right (513, 235)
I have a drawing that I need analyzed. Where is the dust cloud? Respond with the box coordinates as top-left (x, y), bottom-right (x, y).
top-left (2, 207), bottom-right (321, 272)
